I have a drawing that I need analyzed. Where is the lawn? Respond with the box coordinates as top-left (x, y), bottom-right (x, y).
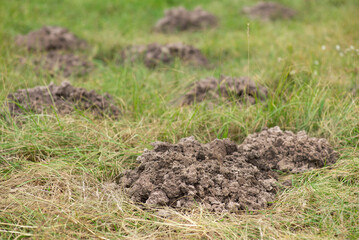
top-left (0, 0), bottom-right (358, 239)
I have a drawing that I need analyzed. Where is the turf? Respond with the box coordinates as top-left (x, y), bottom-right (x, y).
top-left (0, 0), bottom-right (358, 239)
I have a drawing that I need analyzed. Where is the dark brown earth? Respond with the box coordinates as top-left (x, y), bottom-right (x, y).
top-left (121, 43), bottom-right (208, 68)
top-left (120, 137), bottom-right (277, 212)
top-left (154, 6), bottom-right (217, 33)
top-left (15, 26), bottom-right (87, 51)
top-left (242, 2), bottom-right (297, 21)
top-left (120, 127), bottom-right (338, 212)
top-left (22, 52), bottom-right (93, 77)
top-left (239, 126), bottom-right (339, 173)
top-left (7, 81), bottom-right (120, 117)
top-left (179, 76), bottom-right (268, 105)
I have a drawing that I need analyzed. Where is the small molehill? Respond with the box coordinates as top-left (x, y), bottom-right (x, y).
top-left (15, 26), bottom-right (87, 51)
top-left (179, 76), bottom-right (268, 105)
top-left (120, 137), bottom-right (277, 212)
top-left (239, 127), bottom-right (339, 173)
top-left (7, 81), bottom-right (120, 117)
top-left (154, 6), bottom-right (217, 33)
top-left (22, 52), bottom-right (93, 77)
top-left (120, 127), bottom-right (339, 212)
top-left (121, 43), bottom-right (208, 68)
top-left (242, 2), bottom-right (296, 21)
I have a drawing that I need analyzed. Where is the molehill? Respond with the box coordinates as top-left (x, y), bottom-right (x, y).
top-left (242, 2), bottom-right (297, 21)
top-left (120, 127), bottom-right (338, 212)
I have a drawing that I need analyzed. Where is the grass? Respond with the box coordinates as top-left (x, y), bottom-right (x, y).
top-left (0, 0), bottom-right (358, 239)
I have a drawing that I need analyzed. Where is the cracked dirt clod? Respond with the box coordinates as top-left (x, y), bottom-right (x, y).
top-left (179, 76), bottom-right (268, 105)
top-left (22, 52), bottom-right (93, 77)
top-left (242, 2), bottom-right (297, 21)
top-left (154, 6), bottom-right (218, 33)
top-left (239, 126), bottom-right (339, 173)
top-left (120, 137), bottom-right (277, 212)
top-left (7, 81), bottom-right (120, 117)
top-left (121, 43), bottom-right (208, 68)
top-left (15, 26), bottom-right (87, 51)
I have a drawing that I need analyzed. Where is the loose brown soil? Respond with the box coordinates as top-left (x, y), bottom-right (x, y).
top-left (120, 137), bottom-right (277, 212)
top-left (121, 43), bottom-right (208, 68)
top-left (154, 6), bottom-right (218, 33)
top-left (179, 76), bottom-right (268, 105)
top-left (15, 26), bottom-right (87, 51)
top-left (239, 127), bottom-right (339, 173)
top-left (7, 81), bottom-right (120, 117)
top-left (120, 127), bottom-right (338, 212)
top-left (242, 2), bottom-right (297, 21)
top-left (22, 52), bottom-right (93, 77)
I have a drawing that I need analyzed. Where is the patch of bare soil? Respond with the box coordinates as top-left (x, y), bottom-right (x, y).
top-left (154, 6), bottom-right (218, 33)
top-left (120, 137), bottom-right (277, 212)
top-left (242, 2), bottom-right (296, 21)
top-left (120, 127), bottom-right (338, 212)
top-left (239, 127), bottom-right (339, 173)
top-left (7, 81), bottom-right (120, 117)
top-left (15, 26), bottom-right (87, 51)
top-left (179, 76), bottom-right (268, 105)
top-left (121, 43), bottom-right (208, 68)
top-left (22, 52), bottom-right (93, 77)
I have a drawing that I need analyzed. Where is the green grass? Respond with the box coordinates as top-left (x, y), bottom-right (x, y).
top-left (0, 0), bottom-right (358, 239)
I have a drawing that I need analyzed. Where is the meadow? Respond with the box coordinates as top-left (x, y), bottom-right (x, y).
top-left (0, 0), bottom-right (358, 239)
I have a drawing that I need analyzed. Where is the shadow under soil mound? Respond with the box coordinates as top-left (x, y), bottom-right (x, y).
top-left (242, 2), bottom-right (297, 21)
top-left (15, 26), bottom-right (88, 51)
top-left (179, 75), bottom-right (268, 106)
top-left (154, 6), bottom-right (218, 33)
top-left (121, 42), bottom-right (208, 68)
top-left (120, 127), bottom-right (338, 212)
top-left (7, 81), bottom-right (120, 117)
top-left (21, 52), bottom-right (93, 77)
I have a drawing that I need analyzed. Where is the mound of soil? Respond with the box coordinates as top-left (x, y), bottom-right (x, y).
top-left (239, 127), bottom-right (339, 173)
top-left (121, 43), bottom-right (208, 68)
top-left (154, 6), bottom-right (218, 33)
top-left (179, 76), bottom-right (268, 105)
top-left (120, 137), bottom-right (277, 212)
top-left (120, 127), bottom-right (338, 212)
top-left (15, 26), bottom-right (87, 51)
top-left (7, 81), bottom-right (120, 117)
top-left (22, 52), bottom-right (93, 77)
top-left (242, 2), bottom-right (296, 21)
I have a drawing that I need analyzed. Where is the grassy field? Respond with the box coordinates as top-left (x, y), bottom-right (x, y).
top-left (0, 0), bottom-right (358, 239)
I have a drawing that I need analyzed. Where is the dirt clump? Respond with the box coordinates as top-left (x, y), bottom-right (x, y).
top-left (242, 2), bottom-right (297, 21)
top-left (15, 26), bottom-right (87, 51)
top-left (154, 6), bottom-right (218, 33)
top-left (120, 137), bottom-right (277, 212)
top-left (22, 52), bottom-right (93, 77)
top-left (179, 76), bottom-right (268, 105)
top-left (238, 127), bottom-right (339, 173)
top-left (121, 43), bottom-right (208, 68)
top-left (7, 81), bottom-right (120, 117)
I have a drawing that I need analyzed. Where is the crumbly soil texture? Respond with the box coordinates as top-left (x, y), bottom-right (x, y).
top-left (7, 81), bottom-right (120, 117)
top-left (179, 75), bottom-right (268, 105)
top-left (15, 26), bottom-right (87, 51)
top-left (242, 2), bottom-right (297, 21)
top-left (120, 127), bottom-right (338, 212)
top-left (21, 52), bottom-right (93, 77)
top-left (121, 43), bottom-right (208, 68)
top-left (154, 6), bottom-right (218, 33)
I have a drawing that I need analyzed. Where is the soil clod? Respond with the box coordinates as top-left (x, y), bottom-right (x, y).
top-left (120, 137), bottom-right (277, 212)
top-left (121, 43), bottom-right (208, 68)
top-left (15, 26), bottom-right (87, 51)
top-left (239, 126), bottom-right (339, 173)
top-left (242, 2), bottom-right (297, 21)
top-left (7, 81), bottom-right (120, 117)
top-left (22, 52), bottom-right (93, 77)
top-left (179, 76), bottom-right (268, 105)
top-left (154, 6), bottom-right (217, 33)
